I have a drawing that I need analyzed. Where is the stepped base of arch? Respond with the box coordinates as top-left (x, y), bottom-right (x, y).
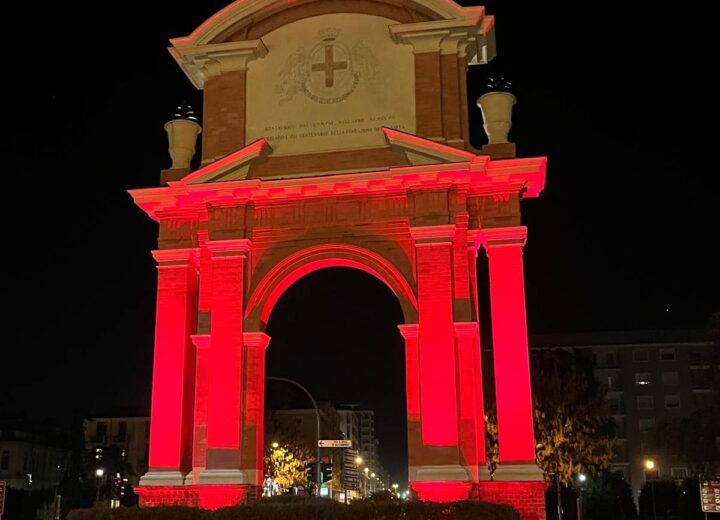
top-left (478, 481), bottom-right (547, 520)
top-left (136, 484), bottom-right (259, 510)
top-left (411, 481), bottom-right (474, 502)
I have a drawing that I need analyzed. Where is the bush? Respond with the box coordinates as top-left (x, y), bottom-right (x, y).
top-left (68, 506), bottom-right (212, 520)
top-left (69, 499), bottom-right (518, 520)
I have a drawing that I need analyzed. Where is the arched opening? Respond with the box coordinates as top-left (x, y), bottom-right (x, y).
top-left (263, 266), bottom-right (408, 493)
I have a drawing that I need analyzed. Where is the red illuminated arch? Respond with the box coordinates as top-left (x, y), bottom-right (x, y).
top-left (246, 243), bottom-right (418, 330)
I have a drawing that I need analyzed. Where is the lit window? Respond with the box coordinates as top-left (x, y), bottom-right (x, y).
top-left (637, 396), bottom-right (654, 410)
top-left (635, 372), bottom-right (652, 385)
top-left (659, 348), bottom-right (675, 361)
top-left (664, 395), bottom-right (681, 408)
top-left (661, 371), bottom-right (679, 386)
top-left (633, 349), bottom-right (649, 362)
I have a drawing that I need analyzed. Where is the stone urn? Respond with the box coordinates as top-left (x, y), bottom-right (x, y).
top-left (164, 117), bottom-right (202, 169)
top-left (476, 90), bottom-right (516, 144)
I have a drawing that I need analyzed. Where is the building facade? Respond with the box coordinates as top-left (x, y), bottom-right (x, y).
top-left (531, 329), bottom-right (718, 498)
top-left (83, 417), bottom-right (150, 486)
top-left (0, 428), bottom-right (70, 491)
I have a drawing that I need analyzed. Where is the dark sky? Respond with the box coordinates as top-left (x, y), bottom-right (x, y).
top-left (1, 0), bottom-right (717, 487)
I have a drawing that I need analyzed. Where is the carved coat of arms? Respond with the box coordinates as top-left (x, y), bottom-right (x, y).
top-left (276, 28), bottom-right (381, 105)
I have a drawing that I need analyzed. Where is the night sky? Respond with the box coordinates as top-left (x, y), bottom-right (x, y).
top-left (1, 1), bottom-right (717, 487)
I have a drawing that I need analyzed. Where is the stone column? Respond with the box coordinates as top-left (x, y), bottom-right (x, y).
top-left (240, 332), bottom-right (271, 492)
top-left (454, 322), bottom-right (484, 482)
top-left (390, 24), bottom-right (475, 148)
top-left (480, 227), bottom-right (542, 479)
top-left (190, 334), bottom-right (210, 483)
top-left (201, 239), bottom-right (252, 485)
top-left (466, 236), bottom-right (487, 476)
top-left (409, 225), bottom-right (471, 501)
top-left (168, 40), bottom-right (268, 164)
top-left (141, 248), bottom-right (199, 486)
top-left (398, 324), bottom-right (421, 471)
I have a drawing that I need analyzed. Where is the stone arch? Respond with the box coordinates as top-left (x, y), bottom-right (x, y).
top-left (245, 243), bottom-right (418, 330)
top-left (173, 0), bottom-right (468, 46)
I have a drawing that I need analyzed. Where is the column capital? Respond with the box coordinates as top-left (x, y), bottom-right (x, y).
top-left (479, 226), bottom-right (527, 249)
top-left (191, 334), bottom-right (210, 350)
top-left (409, 225), bottom-right (456, 244)
top-left (169, 40), bottom-right (268, 89)
top-left (152, 248), bottom-right (200, 267)
top-left (454, 322), bottom-right (479, 337)
top-left (243, 332), bottom-right (270, 350)
top-left (398, 324), bottom-right (419, 339)
top-left (390, 20), bottom-right (478, 55)
top-left (207, 239), bottom-right (252, 257)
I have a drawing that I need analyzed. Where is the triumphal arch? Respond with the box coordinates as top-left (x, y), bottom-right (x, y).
top-left (131, 0), bottom-right (547, 518)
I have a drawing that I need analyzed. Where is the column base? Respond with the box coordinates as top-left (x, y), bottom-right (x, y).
top-left (409, 464), bottom-right (471, 482)
top-left (194, 484), bottom-right (255, 509)
top-left (136, 484), bottom-right (256, 510)
top-left (492, 463), bottom-right (544, 481)
top-left (198, 469), bottom-right (248, 485)
top-left (411, 481), bottom-right (473, 502)
top-left (479, 481), bottom-right (547, 520)
top-left (135, 485), bottom-right (197, 507)
top-left (139, 470), bottom-right (187, 486)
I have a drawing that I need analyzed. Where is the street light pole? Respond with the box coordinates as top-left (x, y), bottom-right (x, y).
top-left (644, 459), bottom-right (657, 520)
top-left (650, 481), bottom-right (657, 520)
top-left (95, 469), bottom-right (104, 505)
top-left (266, 376), bottom-right (322, 497)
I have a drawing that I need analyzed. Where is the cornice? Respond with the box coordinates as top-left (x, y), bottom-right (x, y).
top-left (129, 155), bottom-right (545, 222)
top-left (169, 39), bottom-right (268, 89)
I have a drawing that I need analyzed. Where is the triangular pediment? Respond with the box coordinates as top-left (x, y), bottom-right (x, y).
top-left (382, 128), bottom-right (476, 165)
top-left (181, 139), bottom-right (272, 184)
top-left (179, 128), bottom-right (484, 184)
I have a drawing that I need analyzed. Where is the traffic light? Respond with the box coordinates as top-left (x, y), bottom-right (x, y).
top-left (321, 463), bottom-right (333, 483)
top-left (307, 464), bottom-right (318, 483)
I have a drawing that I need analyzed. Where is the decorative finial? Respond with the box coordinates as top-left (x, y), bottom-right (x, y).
top-left (171, 101), bottom-right (199, 122)
top-left (164, 102), bottom-right (202, 170)
top-left (476, 76), bottom-right (517, 158)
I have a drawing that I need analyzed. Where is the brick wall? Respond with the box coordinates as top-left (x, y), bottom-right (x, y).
top-left (479, 481), bottom-right (547, 520)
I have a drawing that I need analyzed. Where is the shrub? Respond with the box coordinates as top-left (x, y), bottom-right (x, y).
top-left (68, 506), bottom-right (211, 520)
top-left (68, 499), bottom-right (519, 520)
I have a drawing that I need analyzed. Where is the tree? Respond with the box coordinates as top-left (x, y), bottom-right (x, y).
top-left (485, 349), bottom-right (615, 486)
top-left (264, 443), bottom-right (312, 494)
top-left (532, 349), bottom-right (615, 486)
top-left (583, 471), bottom-right (637, 520)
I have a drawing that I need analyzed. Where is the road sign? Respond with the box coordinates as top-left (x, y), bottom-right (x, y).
top-left (700, 476), bottom-right (720, 513)
top-left (318, 439), bottom-right (352, 448)
top-left (0, 480), bottom-right (6, 516)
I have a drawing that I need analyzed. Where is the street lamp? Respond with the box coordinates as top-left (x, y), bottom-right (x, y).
top-left (644, 459), bottom-right (657, 520)
top-left (271, 441), bottom-right (279, 449)
top-left (392, 483), bottom-right (399, 498)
